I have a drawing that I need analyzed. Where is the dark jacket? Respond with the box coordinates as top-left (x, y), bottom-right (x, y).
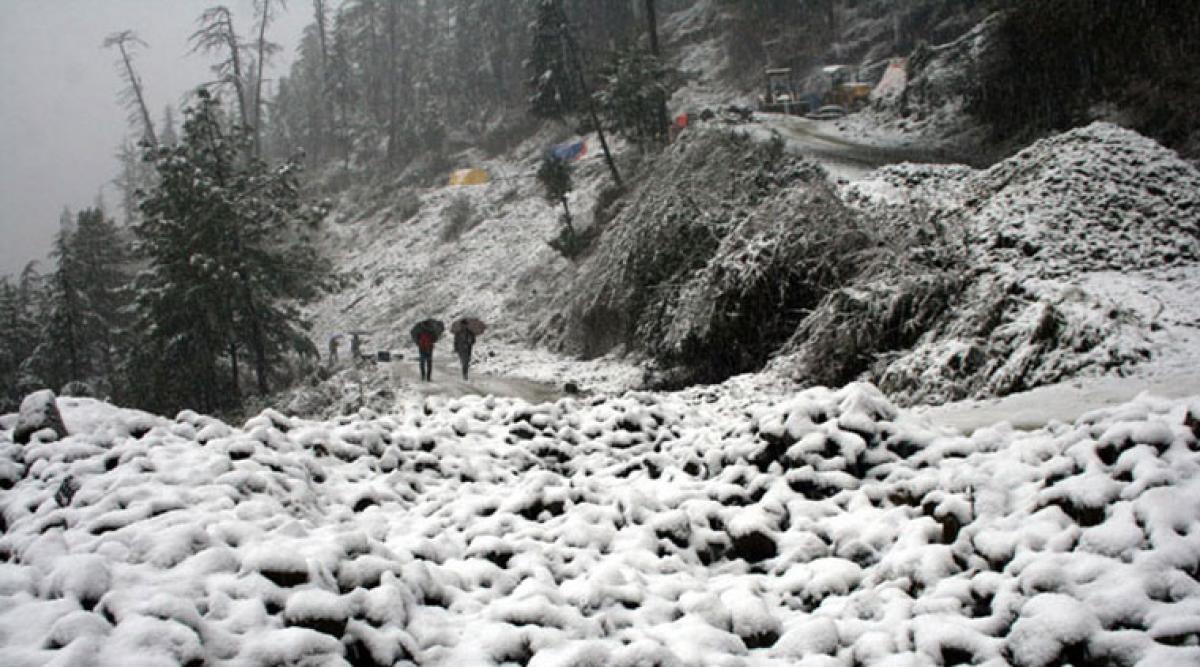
top-left (453, 330), bottom-right (475, 354)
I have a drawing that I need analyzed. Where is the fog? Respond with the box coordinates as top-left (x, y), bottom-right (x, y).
top-left (0, 0), bottom-right (308, 279)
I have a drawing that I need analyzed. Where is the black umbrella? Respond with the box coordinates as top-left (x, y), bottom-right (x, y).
top-left (451, 317), bottom-right (487, 336)
top-left (410, 318), bottom-right (445, 344)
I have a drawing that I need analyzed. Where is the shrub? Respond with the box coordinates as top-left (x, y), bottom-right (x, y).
top-left (440, 194), bottom-right (477, 242)
top-left (393, 189), bottom-right (422, 222)
top-left (789, 271), bottom-right (965, 388)
top-left (561, 129), bottom-right (869, 382)
top-left (592, 183), bottom-right (626, 230)
top-left (547, 214), bottom-right (602, 260)
top-left (786, 204), bottom-right (970, 389)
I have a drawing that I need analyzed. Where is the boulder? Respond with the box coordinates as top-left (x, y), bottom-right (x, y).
top-left (13, 389), bottom-right (68, 445)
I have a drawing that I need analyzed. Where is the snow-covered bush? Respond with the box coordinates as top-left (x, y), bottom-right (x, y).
top-left (440, 194), bottom-right (478, 242)
top-left (783, 198), bottom-right (970, 389)
top-left (558, 128), bottom-right (873, 385)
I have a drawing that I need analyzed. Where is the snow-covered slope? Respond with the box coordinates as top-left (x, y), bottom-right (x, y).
top-left (301, 125), bottom-right (645, 406)
top-left (4, 388), bottom-right (1200, 665)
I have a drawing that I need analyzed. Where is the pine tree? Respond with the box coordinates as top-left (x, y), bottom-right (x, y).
top-left (528, 0), bottom-right (584, 119)
top-left (0, 271), bottom-right (41, 411)
top-left (71, 207), bottom-right (131, 393)
top-left (25, 211), bottom-right (87, 392)
top-left (132, 89), bottom-right (331, 414)
top-left (595, 47), bottom-right (672, 148)
top-left (527, 0), bottom-right (623, 188)
top-left (21, 208), bottom-right (131, 398)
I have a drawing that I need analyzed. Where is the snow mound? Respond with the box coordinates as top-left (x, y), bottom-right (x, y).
top-left (968, 122), bottom-right (1200, 274)
top-left (820, 122), bottom-right (1200, 405)
top-left (3, 384), bottom-right (1200, 665)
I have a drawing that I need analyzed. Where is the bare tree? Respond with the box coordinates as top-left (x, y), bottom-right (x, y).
top-left (252, 0), bottom-right (286, 157)
top-left (311, 0), bottom-right (332, 158)
top-left (191, 5), bottom-right (250, 130)
top-left (103, 31), bottom-right (158, 146)
top-left (312, 0), bottom-right (330, 71)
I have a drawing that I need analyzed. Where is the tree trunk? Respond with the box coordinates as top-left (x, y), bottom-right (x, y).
top-left (559, 196), bottom-right (574, 233)
top-left (645, 0), bottom-right (670, 144)
top-left (313, 0), bottom-right (332, 159)
top-left (116, 41), bottom-right (158, 146)
top-left (239, 281), bottom-right (271, 395)
top-left (224, 11), bottom-right (250, 131)
top-left (228, 342), bottom-right (241, 402)
top-left (253, 0), bottom-right (274, 157)
top-left (560, 12), bottom-right (623, 189)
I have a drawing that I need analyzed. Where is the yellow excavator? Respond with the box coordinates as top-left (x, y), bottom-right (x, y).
top-left (822, 65), bottom-right (871, 110)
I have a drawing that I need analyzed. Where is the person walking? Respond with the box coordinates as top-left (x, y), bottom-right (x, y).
top-left (327, 334), bottom-right (341, 365)
top-left (415, 329), bottom-right (436, 381)
top-left (450, 317), bottom-right (485, 381)
top-left (454, 327), bottom-right (476, 380)
top-left (410, 319), bottom-right (444, 382)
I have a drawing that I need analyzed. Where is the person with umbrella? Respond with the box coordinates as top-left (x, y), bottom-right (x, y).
top-left (410, 319), bottom-right (444, 381)
top-left (452, 317), bottom-right (486, 380)
top-left (328, 333), bottom-right (343, 365)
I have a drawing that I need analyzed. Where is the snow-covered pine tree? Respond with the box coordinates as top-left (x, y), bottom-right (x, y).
top-left (595, 46), bottom-right (672, 148)
top-left (70, 207), bottom-right (131, 394)
top-left (25, 212), bottom-right (87, 392)
top-left (131, 90), bottom-right (331, 414)
top-left (0, 269), bottom-right (42, 411)
top-left (18, 208), bottom-right (128, 397)
top-left (528, 0), bottom-right (584, 120)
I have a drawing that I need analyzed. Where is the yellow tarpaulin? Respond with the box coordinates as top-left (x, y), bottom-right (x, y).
top-left (448, 168), bottom-right (489, 186)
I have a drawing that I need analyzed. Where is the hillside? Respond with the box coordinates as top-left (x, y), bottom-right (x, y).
top-left (294, 0), bottom-right (1200, 413)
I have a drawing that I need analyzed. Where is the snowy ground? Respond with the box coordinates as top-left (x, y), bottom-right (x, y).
top-left (4, 386), bottom-right (1200, 666)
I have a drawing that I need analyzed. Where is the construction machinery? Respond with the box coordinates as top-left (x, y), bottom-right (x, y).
top-left (821, 65), bottom-right (872, 111)
top-left (759, 67), bottom-right (807, 115)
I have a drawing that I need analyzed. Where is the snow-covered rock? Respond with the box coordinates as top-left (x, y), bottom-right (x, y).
top-left (13, 389), bottom-right (68, 445)
top-left (3, 385), bottom-right (1200, 664)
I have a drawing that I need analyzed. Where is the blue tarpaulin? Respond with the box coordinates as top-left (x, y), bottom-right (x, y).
top-left (550, 138), bottom-right (587, 162)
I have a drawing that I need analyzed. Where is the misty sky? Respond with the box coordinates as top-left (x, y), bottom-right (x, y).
top-left (0, 0), bottom-right (310, 279)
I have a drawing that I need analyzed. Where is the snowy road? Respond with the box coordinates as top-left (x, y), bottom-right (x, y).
top-left (378, 354), bottom-right (565, 404)
top-left (917, 371), bottom-right (1200, 435)
top-left (762, 114), bottom-right (987, 179)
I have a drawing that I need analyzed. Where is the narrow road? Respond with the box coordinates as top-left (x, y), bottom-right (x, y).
top-left (761, 114), bottom-right (991, 178)
top-left (381, 354), bottom-right (565, 404)
top-left (916, 371), bottom-right (1200, 435)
